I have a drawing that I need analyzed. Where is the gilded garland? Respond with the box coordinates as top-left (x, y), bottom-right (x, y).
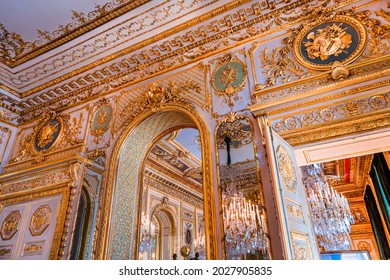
top-left (293, 15), bottom-right (367, 70)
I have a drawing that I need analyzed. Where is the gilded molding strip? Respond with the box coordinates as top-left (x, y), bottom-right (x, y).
top-left (284, 111), bottom-right (390, 145)
top-left (0, 0), bottom-right (152, 67)
top-left (273, 92), bottom-right (390, 133)
top-left (5, 0), bottom-right (249, 95)
top-left (266, 79), bottom-right (390, 117)
top-left (251, 56), bottom-right (390, 112)
top-left (7, 0), bottom-right (321, 105)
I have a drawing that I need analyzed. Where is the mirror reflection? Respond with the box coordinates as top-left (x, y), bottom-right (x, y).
top-left (217, 117), bottom-right (268, 260)
top-left (138, 128), bottom-right (206, 260)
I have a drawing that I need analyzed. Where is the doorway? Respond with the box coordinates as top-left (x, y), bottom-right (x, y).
top-left (102, 109), bottom-right (217, 260)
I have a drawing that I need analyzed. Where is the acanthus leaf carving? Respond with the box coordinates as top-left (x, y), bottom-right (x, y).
top-left (8, 110), bottom-right (84, 165)
top-left (119, 80), bottom-right (196, 133)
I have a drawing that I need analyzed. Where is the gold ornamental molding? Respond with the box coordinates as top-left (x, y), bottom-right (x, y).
top-left (6, 0), bottom-right (343, 123)
top-left (29, 205), bottom-right (52, 236)
top-left (0, 210), bottom-right (21, 241)
top-left (272, 91), bottom-right (390, 133)
top-left (5, 110), bottom-right (85, 170)
top-left (96, 101), bottom-right (217, 260)
top-left (283, 110), bottom-right (390, 146)
top-left (0, 0), bottom-right (152, 67)
top-left (4, 0), bottom-right (253, 97)
top-left (251, 2), bottom-right (390, 107)
top-left (0, 184), bottom-right (70, 259)
top-left (251, 56), bottom-right (390, 113)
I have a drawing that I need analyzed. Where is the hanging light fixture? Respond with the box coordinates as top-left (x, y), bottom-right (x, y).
top-left (303, 164), bottom-right (355, 252)
top-left (138, 211), bottom-right (156, 254)
top-left (221, 165), bottom-right (268, 257)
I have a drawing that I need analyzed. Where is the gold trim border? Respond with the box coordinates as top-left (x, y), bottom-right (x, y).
top-left (0, 184), bottom-right (69, 260)
top-left (284, 110), bottom-right (390, 146)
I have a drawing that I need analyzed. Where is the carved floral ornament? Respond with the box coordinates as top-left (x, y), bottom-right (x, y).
top-left (275, 145), bottom-right (297, 193)
top-left (211, 53), bottom-right (247, 96)
top-left (118, 80), bottom-right (198, 131)
top-left (29, 205), bottom-right (52, 236)
top-left (90, 98), bottom-right (113, 145)
top-left (9, 111), bottom-right (84, 164)
top-left (257, 6), bottom-right (390, 90)
top-left (1, 210), bottom-right (21, 241)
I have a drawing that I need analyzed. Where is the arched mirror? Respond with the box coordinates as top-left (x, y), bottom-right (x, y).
top-left (138, 128), bottom-right (206, 260)
top-left (216, 116), bottom-right (269, 260)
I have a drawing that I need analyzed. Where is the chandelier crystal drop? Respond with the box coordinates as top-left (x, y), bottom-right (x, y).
top-left (221, 167), bottom-right (268, 257)
top-left (138, 211), bottom-right (156, 253)
top-left (303, 164), bottom-right (355, 252)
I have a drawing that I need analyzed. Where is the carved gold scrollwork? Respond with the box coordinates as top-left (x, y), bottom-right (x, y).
top-left (90, 98), bottom-right (113, 144)
top-left (1, 210), bottom-right (21, 241)
top-left (291, 231), bottom-right (313, 260)
top-left (8, 111), bottom-right (84, 164)
top-left (119, 81), bottom-right (196, 131)
top-left (29, 205), bottom-right (52, 236)
top-left (275, 145), bottom-right (297, 193)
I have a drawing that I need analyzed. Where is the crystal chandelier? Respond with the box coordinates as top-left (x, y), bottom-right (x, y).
top-left (221, 168), bottom-right (268, 257)
top-left (138, 211), bottom-right (156, 253)
top-left (303, 164), bottom-right (354, 251)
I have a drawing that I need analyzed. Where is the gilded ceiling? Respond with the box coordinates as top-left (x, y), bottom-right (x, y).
top-left (0, 0), bottom-right (336, 124)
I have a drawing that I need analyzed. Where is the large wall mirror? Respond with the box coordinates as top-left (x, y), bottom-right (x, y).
top-left (216, 116), bottom-right (269, 260)
top-left (138, 128), bottom-right (206, 260)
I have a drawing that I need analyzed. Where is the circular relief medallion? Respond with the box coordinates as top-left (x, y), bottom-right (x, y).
top-left (91, 105), bottom-right (113, 136)
top-left (293, 15), bottom-right (367, 70)
top-left (34, 118), bottom-right (62, 152)
top-left (212, 61), bottom-right (247, 94)
top-left (276, 145), bottom-right (297, 193)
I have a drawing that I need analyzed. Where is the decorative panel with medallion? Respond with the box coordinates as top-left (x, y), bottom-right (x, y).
top-left (0, 195), bottom-right (62, 259)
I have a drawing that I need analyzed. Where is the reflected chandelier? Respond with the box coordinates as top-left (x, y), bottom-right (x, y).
top-left (221, 167), bottom-right (268, 256)
top-left (138, 211), bottom-right (156, 253)
top-left (303, 164), bottom-right (354, 251)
